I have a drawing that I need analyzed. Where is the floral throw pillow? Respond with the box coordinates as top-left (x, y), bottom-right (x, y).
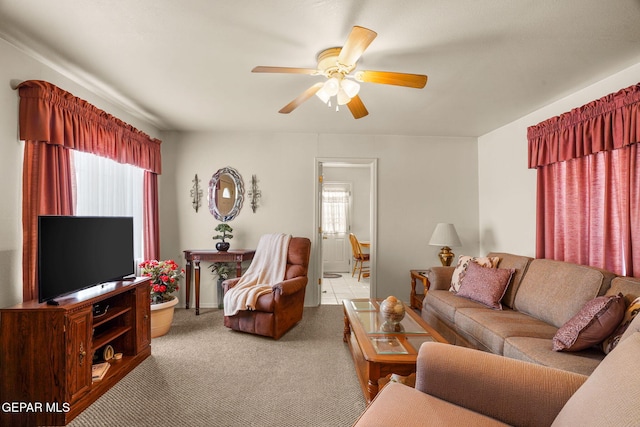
top-left (449, 255), bottom-right (500, 293)
top-left (456, 261), bottom-right (515, 310)
top-left (553, 294), bottom-right (626, 352)
top-left (601, 296), bottom-right (640, 354)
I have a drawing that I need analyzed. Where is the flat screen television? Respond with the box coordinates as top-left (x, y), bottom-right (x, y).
top-left (37, 215), bottom-right (135, 303)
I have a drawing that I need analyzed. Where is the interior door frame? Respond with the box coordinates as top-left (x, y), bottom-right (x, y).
top-left (313, 157), bottom-right (377, 306)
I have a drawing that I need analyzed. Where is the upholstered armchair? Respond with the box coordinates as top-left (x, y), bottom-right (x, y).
top-left (222, 237), bottom-right (311, 339)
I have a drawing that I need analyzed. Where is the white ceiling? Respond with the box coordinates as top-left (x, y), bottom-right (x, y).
top-left (1, 0), bottom-right (640, 137)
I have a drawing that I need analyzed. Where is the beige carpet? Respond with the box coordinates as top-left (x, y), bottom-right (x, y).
top-left (69, 305), bottom-right (366, 426)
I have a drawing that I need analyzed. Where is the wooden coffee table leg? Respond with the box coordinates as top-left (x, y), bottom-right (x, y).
top-left (367, 364), bottom-right (381, 402)
top-left (343, 306), bottom-right (351, 343)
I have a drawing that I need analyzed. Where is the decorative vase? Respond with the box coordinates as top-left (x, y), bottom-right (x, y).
top-left (150, 297), bottom-right (179, 338)
top-left (380, 296), bottom-right (405, 324)
top-left (216, 241), bottom-right (230, 252)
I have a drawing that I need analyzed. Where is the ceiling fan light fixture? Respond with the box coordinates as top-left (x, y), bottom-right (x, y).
top-left (341, 78), bottom-right (360, 98)
top-left (315, 87), bottom-right (331, 104)
top-left (323, 77), bottom-right (341, 96)
top-left (337, 88), bottom-right (351, 105)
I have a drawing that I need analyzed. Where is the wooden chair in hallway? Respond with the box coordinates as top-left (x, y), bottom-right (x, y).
top-left (349, 233), bottom-right (370, 281)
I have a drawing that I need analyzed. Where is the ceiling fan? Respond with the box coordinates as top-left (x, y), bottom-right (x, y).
top-left (252, 26), bottom-right (428, 119)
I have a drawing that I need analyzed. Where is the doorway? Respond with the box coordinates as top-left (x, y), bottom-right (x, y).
top-left (315, 158), bottom-right (377, 306)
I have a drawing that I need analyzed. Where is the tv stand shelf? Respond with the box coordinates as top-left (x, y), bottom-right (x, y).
top-left (0, 277), bottom-right (151, 426)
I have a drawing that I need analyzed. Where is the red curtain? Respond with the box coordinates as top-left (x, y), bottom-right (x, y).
top-left (21, 142), bottom-right (75, 301)
top-left (143, 171), bottom-right (160, 260)
top-left (18, 80), bottom-right (162, 301)
top-left (529, 83), bottom-right (640, 276)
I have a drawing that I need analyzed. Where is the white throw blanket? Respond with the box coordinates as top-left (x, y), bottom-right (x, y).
top-left (223, 233), bottom-right (291, 316)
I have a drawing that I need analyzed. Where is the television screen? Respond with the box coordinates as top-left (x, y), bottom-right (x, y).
top-left (38, 216), bottom-right (135, 303)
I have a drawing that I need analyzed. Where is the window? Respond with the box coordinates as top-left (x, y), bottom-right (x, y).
top-left (322, 185), bottom-right (351, 234)
top-left (72, 151), bottom-right (144, 263)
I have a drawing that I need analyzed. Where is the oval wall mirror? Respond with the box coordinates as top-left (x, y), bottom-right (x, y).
top-left (208, 167), bottom-right (244, 221)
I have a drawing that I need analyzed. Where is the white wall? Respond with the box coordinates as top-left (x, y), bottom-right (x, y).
top-left (478, 62), bottom-right (640, 256)
top-left (0, 39), bottom-right (162, 308)
top-left (163, 132), bottom-right (479, 308)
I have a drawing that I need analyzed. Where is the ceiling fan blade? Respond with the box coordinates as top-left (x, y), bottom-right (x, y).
top-left (252, 66), bottom-right (318, 75)
top-left (279, 82), bottom-right (324, 114)
top-left (338, 26), bottom-right (377, 67)
top-left (356, 70), bottom-right (428, 88)
top-left (346, 95), bottom-right (369, 119)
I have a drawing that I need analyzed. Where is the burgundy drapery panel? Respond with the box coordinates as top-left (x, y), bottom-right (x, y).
top-left (143, 171), bottom-right (160, 261)
top-left (21, 142), bottom-right (75, 301)
top-left (18, 80), bottom-right (162, 301)
top-left (528, 83), bottom-right (640, 276)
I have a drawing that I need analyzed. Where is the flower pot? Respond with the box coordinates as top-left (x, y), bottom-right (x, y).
top-left (150, 297), bottom-right (179, 338)
top-left (216, 241), bottom-right (230, 252)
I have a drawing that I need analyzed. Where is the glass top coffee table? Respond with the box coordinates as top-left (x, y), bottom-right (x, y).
top-left (343, 298), bottom-right (448, 403)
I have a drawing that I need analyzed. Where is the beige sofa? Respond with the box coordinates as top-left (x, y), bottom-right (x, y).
top-left (421, 252), bottom-right (640, 375)
top-left (352, 316), bottom-right (640, 426)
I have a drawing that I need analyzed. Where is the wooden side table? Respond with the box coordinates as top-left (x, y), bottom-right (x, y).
top-left (183, 249), bottom-right (255, 315)
top-left (410, 269), bottom-right (430, 311)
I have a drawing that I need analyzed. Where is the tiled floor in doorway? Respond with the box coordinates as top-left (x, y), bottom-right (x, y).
top-left (321, 272), bottom-right (370, 305)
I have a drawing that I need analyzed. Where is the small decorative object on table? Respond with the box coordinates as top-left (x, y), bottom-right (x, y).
top-left (380, 296), bottom-right (406, 326)
top-left (139, 259), bottom-right (185, 338)
top-left (213, 223), bottom-right (234, 252)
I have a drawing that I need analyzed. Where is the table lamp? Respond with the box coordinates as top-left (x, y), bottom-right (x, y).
top-left (429, 223), bottom-right (462, 266)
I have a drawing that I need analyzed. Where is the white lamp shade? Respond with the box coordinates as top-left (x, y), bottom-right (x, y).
top-left (429, 223), bottom-right (462, 247)
top-left (337, 88), bottom-right (351, 105)
top-left (323, 77), bottom-right (340, 96)
top-left (315, 87), bottom-right (330, 104)
top-left (341, 78), bottom-right (360, 98)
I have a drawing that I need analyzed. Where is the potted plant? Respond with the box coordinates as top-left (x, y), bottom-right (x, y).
top-left (210, 262), bottom-right (235, 309)
top-left (139, 259), bottom-right (184, 338)
top-left (213, 223), bottom-right (234, 252)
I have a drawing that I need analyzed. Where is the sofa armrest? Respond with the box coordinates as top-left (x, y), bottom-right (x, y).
top-left (425, 266), bottom-right (455, 290)
top-left (416, 342), bottom-right (587, 427)
top-left (222, 277), bottom-right (241, 292)
top-left (273, 276), bottom-right (308, 296)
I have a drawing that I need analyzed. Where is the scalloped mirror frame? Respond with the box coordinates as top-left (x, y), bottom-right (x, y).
top-left (208, 167), bottom-right (244, 221)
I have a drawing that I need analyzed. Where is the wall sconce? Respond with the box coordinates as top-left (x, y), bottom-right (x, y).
top-left (429, 223), bottom-right (462, 266)
top-left (190, 174), bottom-right (202, 212)
top-left (248, 174), bottom-right (261, 213)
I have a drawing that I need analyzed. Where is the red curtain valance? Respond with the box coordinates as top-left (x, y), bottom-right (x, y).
top-left (528, 83), bottom-right (640, 169)
top-left (17, 80), bottom-right (162, 174)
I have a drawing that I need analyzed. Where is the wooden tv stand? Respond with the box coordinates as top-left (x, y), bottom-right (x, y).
top-left (0, 277), bottom-right (152, 426)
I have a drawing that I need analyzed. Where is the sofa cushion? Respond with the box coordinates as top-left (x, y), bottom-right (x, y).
top-left (552, 294), bottom-right (625, 352)
top-left (486, 252), bottom-right (533, 309)
top-left (423, 289), bottom-right (488, 325)
top-left (425, 266), bottom-right (455, 291)
top-left (455, 308), bottom-right (558, 354)
top-left (551, 332), bottom-right (640, 427)
top-left (605, 276), bottom-right (640, 302)
top-left (513, 259), bottom-right (609, 328)
top-left (456, 262), bottom-right (515, 310)
top-left (503, 336), bottom-right (604, 376)
top-left (450, 255), bottom-right (500, 293)
top-left (602, 296), bottom-right (640, 354)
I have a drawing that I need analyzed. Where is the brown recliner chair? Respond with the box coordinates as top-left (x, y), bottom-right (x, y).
top-left (222, 237), bottom-right (311, 339)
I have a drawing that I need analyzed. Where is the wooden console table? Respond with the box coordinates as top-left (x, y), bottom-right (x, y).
top-left (183, 249), bottom-right (255, 315)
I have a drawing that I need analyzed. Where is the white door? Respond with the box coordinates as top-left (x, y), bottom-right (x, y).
top-left (322, 182), bottom-right (351, 273)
